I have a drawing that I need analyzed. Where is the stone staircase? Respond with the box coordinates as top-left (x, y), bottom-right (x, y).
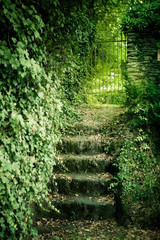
top-left (35, 106), bottom-right (121, 223)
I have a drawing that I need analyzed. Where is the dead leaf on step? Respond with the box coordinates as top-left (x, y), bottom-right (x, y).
top-left (36, 218), bottom-right (160, 240)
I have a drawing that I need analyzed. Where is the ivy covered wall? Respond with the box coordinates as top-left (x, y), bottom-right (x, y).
top-left (122, 0), bottom-right (160, 84)
top-left (0, 0), bottom-right (110, 239)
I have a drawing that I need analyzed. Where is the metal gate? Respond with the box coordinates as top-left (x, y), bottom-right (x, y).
top-left (85, 31), bottom-right (127, 104)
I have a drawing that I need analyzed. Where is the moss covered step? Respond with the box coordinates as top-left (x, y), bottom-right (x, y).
top-left (67, 121), bottom-right (103, 135)
top-left (35, 193), bottom-right (115, 220)
top-left (51, 173), bottom-right (113, 196)
top-left (59, 135), bottom-right (104, 154)
top-left (55, 154), bottom-right (113, 173)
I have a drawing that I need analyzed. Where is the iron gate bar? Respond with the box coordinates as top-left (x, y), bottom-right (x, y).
top-left (95, 40), bottom-right (127, 43)
top-left (113, 36), bottom-right (116, 96)
top-left (117, 31), bottom-right (120, 91)
top-left (85, 30), bottom-right (127, 104)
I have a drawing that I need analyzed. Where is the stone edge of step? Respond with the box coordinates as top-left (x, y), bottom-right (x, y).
top-left (56, 153), bottom-right (111, 161)
top-left (60, 134), bottom-right (104, 143)
top-left (33, 193), bottom-right (115, 219)
top-left (48, 193), bottom-right (115, 205)
top-left (53, 172), bottom-right (113, 182)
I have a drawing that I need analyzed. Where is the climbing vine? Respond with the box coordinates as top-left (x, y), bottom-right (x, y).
top-left (0, 1), bottom-right (63, 238)
top-left (0, 0), bottom-right (111, 238)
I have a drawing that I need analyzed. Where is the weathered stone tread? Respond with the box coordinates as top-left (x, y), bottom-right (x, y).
top-left (51, 172), bottom-right (113, 196)
top-left (55, 153), bottom-right (113, 173)
top-left (68, 121), bottom-right (103, 135)
top-left (35, 106), bottom-right (122, 223)
top-left (35, 193), bottom-right (115, 220)
top-left (59, 135), bottom-right (104, 154)
top-left (54, 172), bottom-right (113, 182)
top-left (49, 192), bottom-right (115, 204)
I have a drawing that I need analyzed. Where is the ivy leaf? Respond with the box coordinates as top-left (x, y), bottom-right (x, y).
top-left (12, 38), bottom-right (17, 44)
top-left (38, 92), bottom-right (44, 98)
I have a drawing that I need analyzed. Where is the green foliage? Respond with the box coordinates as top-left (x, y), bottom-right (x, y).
top-left (122, 1), bottom-right (160, 31)
top-left (121, 1), bottom-right (160, 130)
top-left (125, 79), bottom-right (160, 129)
top-left (60, 57), bottom-right (87, 104)
top-left (106, 118), bottom-right (160, 226)
top-left (38, 0), bottom-right (102, 104)
top-left (113, 128), bottom-right (160, 225)
top-left (108, 0), bottom-right (160, 227)
top-left (115, 129), bottom-right (159, 203)
top-left (0, 0), bottom-right (112, 238)
top-left (0, 1), bottom-right (62, 238)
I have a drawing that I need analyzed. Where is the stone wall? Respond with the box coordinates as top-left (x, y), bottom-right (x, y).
top-left (127, 31), bottom-right (160, 82)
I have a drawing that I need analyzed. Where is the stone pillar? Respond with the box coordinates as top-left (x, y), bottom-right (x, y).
top-left (127, 31), bottom-right (160, 82)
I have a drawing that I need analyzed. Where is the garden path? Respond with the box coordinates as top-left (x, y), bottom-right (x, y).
top-left (36, 105), bottom-right (160, 240)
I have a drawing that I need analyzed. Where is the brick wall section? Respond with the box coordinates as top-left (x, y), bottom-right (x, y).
top-left (127, 31), bottom-right (160, 82)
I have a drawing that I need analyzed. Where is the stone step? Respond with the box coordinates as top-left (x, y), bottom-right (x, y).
top-left (55, 154), bottom-right (113, 173)
top-left (35, 193), bottom-right (115, 220)
top-left (51, 173), bottom-right (113, 196)
top-left (67, 121), bottom-right (103, 135)
top-left (59, 135), bottom-right (104, 154)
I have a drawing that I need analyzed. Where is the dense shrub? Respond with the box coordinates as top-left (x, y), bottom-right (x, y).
top-left (105, 116), bottom-right (160, 226)
top-left (122, 0), bottom-right (160, 32)
top-left (114, 128), bottom-right (160, 226)
top-left (38, 0), bottom-right (99, 104)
